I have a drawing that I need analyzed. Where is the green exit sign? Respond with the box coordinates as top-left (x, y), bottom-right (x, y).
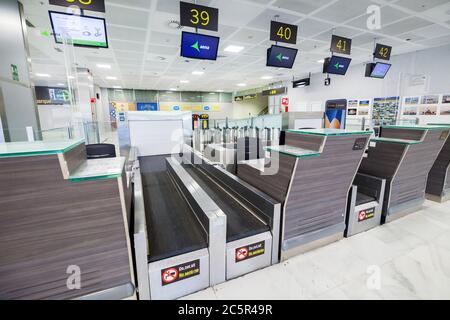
top-left (11, 64), bottom-right (19, 82)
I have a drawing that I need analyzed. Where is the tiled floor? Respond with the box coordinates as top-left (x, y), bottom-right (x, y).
top-left (182, 199), bottom-right (450, 300)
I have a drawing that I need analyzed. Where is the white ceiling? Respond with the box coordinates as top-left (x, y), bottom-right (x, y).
top-left (22, 0), bottom-right (450, 92)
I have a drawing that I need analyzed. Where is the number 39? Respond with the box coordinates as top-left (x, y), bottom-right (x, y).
top-left (190, 9), bottom-right (210, 26)
top-left (66, 0), bottom-right (93, 4)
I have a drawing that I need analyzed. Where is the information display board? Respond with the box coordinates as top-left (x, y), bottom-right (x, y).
top-left (180, 1), bottom-right (219, 31)
top-left (270, 21), bottom-right (298, 44)
top-left (181, 31), bottom-right (219, 60)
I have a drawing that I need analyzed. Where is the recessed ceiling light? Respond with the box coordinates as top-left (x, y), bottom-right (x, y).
top-left (209, 92), bottom-right (216, 95)
top-left (224, 45), bottom-right (245, 53)
top-left (237, 83), bottom-right (247, 87)
top-left (169, 88), bottom-right (177, 91)
top-left (192, 71), bottom-right (204, 75)
top-left (216, 90), bottom-right (224, 92)
top-left (35, 73), bottom-right (50, 77)
top-left (180, 80), bottom-right (189, 83)
top-left (57, 83), bottom-right (65, 86)
top-left (106, 76), bottom-right (117, 80)
top-left (96, 64), bottom-right (111, 69)
top-left (261, 76), bottom-right (273, 80)
top-left (317, 59), bottom-right (325, 64)
top-left (113, 86), bottom-right (122, 89)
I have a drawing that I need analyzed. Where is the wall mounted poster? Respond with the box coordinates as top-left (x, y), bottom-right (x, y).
top-left (372, 96), bottom-right (400, 126)
top-left (419, 105), bottom-right (437, 115)
top-left (359, 100), bottom-right (370, 107)
top-left (404, 96), bottom-right (419, 105)
top-left (442, 95), bottom-right (450, 104)
top-left (421, 95), bottom-right (439, 104)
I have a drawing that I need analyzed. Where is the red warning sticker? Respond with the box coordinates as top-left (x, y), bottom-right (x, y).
top-left (235, 241), bottom-right (265, 263)
top-left (358, 207), bottom-right (375, 222)
top-left (161, 259), bottom-right (200, 286)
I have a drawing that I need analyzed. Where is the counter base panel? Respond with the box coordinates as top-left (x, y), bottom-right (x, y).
top-left (148, 248), bottom-right (209, 300)
top-left (281, 223), bottom-right (345, 261)
top-left (226, 231), bottom-right (272, 280)
top-left (139, 155), bottom-right (208, 263)
top-left (426, 189), bottom-right (450, 203)
top-left (385, 198), bottom-right (424, 223)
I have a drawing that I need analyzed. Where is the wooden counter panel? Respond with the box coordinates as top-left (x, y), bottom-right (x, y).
top-left (358, 142), bottom-right (406, 179)
top-left (427, 137), bottom-right (450, 196)
top-left (283, 135), bottom-right (368, 239)
top-left (284, 132), bottom-right (324, 152)
top-left (237, 155), bottom-right (296, 203)
top-left (0, 155), bottom-right (131, 300)
top-left (390, 130), bottom-right (447, 207)
top-left (64, 143), bottom-right (87, 175)
top-left (381, 128), bottom-right (424, 141)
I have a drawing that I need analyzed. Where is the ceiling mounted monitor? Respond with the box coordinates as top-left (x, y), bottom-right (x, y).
top-left (323, 56), bottom-right (352, 75)
top-left (266, 45), bottom-right (298, 69)
top-left (366, 62), bottom-right (392, 79)
top-left (181, 31), bottom-right (220, 61)
top-left (49, 11), bottom-right (108, 48)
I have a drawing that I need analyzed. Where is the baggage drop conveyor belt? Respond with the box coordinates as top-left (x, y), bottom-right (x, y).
top-left (139, 155), bottom-right (208, 263)
top-left (182, 164), bottom-right (270, 242)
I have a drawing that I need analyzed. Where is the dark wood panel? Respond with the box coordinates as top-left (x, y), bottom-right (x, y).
top-left (390, 130), bottom-right (447, 207)
top-left (359, 142), bottom-right (407, 179)
top-left (283, 135), bottom-right (368, 239)
top-left (427, 136), bottom-right (450, 196)
top-left (381, 128), bottom-right (424, 141)
top-left (237, 155), bottom-right (296, 203)
top-left (0, 155), bottom-right (131, 300)
top-left (284, 132), bottom-right (324, 152)
top-left (64, 143), bottom-right (87, 175)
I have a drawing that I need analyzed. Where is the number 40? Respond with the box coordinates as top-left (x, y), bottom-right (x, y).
top-left (277, 26), bottom-right (292, 40)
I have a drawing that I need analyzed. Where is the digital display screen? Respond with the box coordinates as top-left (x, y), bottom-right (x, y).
top-left (181, 32), bottom-right (220, 61)
top-left (49, 11), bottom-right (108, 48)
top-left (370, 62), bottom-right (391, 79)
top-left (325, 56), bottom-right (352, 75)
top-left (266, 45), bottom-right (298, 69)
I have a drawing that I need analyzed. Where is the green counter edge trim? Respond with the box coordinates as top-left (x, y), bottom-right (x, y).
top-left (69, 173), bottom-right (122, 182)
top-left (0, 139), bottom-right (85, 158)
top-left (264, 147), bottom-right (322, 158)
top-left (286, 130), bottom-right (372, 136)
top-left (383, 125), bottom-right (450, 130)
top-left (371, 138), bottom-right (422, 145)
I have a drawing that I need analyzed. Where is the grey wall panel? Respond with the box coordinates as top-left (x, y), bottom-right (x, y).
top-left (283, 135), bottom-right (368, 239)
top-left (0, 155), bottom-right (131, 299)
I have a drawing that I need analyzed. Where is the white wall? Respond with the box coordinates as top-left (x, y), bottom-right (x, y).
top-left (287, 44), bottom-right (450, 113)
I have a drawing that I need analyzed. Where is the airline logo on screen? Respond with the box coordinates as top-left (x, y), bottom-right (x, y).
top-left (333, 62), bottom-right (346, 71)
top-left (276, 53), bottom-right (290, 62)
top-left (191, 41), bottom-right (210, 52)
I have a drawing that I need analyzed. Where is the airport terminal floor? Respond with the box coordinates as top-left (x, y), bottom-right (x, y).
top-left (1, 0), bottom-right (450, 306)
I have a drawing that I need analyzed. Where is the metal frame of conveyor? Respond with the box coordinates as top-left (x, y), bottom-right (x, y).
top-left (132, 156), bottom-right (226, 300)
top-left (183, 146), bottom-right (282, 279)
top-left (345, 173), bottom-right (386, 237)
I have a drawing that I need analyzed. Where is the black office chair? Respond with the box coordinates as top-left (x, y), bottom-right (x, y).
top-left (86, 143), bottom-right (116, 159)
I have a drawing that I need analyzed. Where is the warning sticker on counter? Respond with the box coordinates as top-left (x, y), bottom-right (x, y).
top-left (161, 259), bottom-right (200, 286)
top-left (353, 138), bottom-right (368, 151)
top-left (358, 207), bottom-right (375, 222)
top-left (440, 131), bottom-right (449, 141)
top-left (235, 241), bottom-right (265, 263)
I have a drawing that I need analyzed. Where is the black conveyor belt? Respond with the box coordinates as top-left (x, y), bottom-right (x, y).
top-left (356, 192), bottom-right (377, 206)
top-left (183, 165), bottom-right (269, 242)
top-left (140, 156), bottom-right (208, 263)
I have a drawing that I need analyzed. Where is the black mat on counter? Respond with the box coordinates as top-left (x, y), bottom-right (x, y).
top-left (140, 156), bottom-right (208, 263)
top-left (183, 165), bottom-right (269, 242)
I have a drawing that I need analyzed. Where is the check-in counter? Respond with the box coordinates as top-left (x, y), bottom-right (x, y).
top-left (358, 125), bottom-right (450, 222)
top-left (237, 129), bottom-right (371, 259)
top-left (0, 140), bottom-right (135, 300)
top-left (426, 124), bottom-right (450, 202)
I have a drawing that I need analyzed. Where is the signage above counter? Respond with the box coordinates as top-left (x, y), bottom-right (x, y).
top-left (330, 34), bottom-right (352, 55)
top-left (270, 21), bottom-right (298, 45)
top-left (180, 1), bottom-right (219, 31)
top-left (262, 87), bottom-right (287, 96)
top-left (49, 0), bottom-right (105, 13)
